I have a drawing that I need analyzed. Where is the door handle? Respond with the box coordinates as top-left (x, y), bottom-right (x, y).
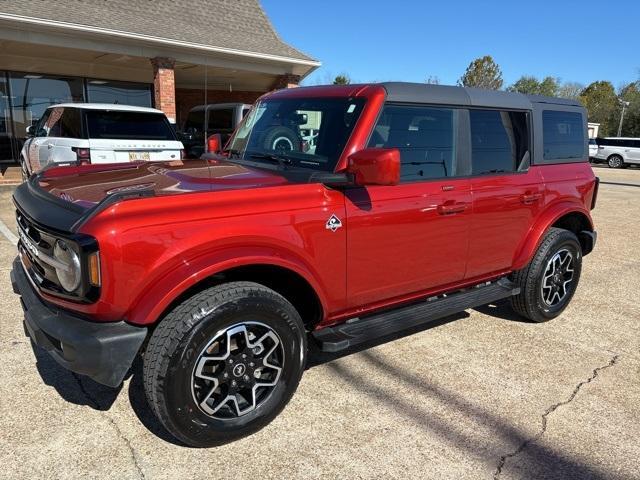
top-left (437, 202), bottom-right (468, 215)
top-left (520, 193), bottom-right (542, 205)
top-left (47, 144), bottom-right (54, 149)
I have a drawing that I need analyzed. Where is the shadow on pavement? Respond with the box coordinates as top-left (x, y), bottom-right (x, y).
top-left (30, 302), bottom-right (609, 476)
top-left (31, 342), bottom-right (121, 410)
top-left (127, 359), bottom-right (187, 447)
top-left (473, 299), bottom-right (535, 323)
top-left (326, 349), bottom-right (611, 480)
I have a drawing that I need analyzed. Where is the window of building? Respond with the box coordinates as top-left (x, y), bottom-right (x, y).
top-left (0, 73), bottom-right (13, 161)
top-left (368, 105), bottom-right (457, 181)
top-left (86, 79), bottom-right (152, 107)
top-left (542, 110), bottom-right (584, 160)
top-left (9, 72), bottom-right (85, 141)
top-left (470, 110), bottom-right (529, 174)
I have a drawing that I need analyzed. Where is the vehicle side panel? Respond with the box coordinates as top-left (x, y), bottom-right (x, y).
top-left (466, 168), bottom-right (545, 278)
top-left (70, 184), bottom-right (347, 324)
top-left (512, 162), bottom-right (596, 270)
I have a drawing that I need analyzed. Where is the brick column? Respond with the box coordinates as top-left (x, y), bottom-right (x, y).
top-left (272, 74), bottom-right (301, 90)
top-left (151, 57), bottom-right (176, 122)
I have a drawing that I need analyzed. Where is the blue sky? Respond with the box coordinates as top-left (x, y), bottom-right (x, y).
top-left (262, 0), bottom-right (639, 90)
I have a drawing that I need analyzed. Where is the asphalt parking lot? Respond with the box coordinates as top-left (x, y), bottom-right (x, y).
top-left (1, 165), bottom-right (639, 480)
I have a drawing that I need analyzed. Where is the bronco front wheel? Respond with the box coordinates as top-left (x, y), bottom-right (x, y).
top-left (143, 281), bottom-right (306, 447)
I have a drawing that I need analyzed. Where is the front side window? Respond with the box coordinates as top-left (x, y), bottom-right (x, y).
top-left (542, 110), bottom-right (584, 160)
top-left (227, 97), bottom-right (365, 171)
top-left (470, 110), bottom-right (529, 174)
top-left (85, 111), bottom-right (176, 140)
top-left (368, 105), bottom-right (457, 181)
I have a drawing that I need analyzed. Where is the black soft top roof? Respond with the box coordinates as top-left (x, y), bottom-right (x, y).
top-left (380, 82), bottom-right (582, 109)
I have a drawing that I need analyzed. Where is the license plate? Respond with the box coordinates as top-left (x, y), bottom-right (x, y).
top-left (129, 151), bottom-right (151, 161)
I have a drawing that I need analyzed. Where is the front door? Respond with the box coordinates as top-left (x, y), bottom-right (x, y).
top-left (345, 104), bottom-right (470, 308)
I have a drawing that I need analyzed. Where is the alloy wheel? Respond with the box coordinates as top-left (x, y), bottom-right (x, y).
top-left (191, 322), bottom-right (284, 419)
top-left (541, 248), bottom-right (574, 306)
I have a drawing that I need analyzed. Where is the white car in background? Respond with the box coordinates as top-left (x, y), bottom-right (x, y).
top-left (591, 137), bottom-right (640, 168)
top-left (20, 104), bottom-right (184, 177)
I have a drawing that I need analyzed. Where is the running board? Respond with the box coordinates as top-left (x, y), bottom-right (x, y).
top-left (313, 278), bottom-right (519, 352)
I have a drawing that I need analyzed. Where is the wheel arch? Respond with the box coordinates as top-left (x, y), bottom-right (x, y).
top-left (127, 251), bottom-right (327, 331)
top-left (513, 204), bottom-right (594, 270)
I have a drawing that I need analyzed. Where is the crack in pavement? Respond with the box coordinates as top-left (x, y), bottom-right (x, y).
top-left (493, 354), bottom-right (620, 480)
top-left (71, 373), bottom-right (146, 480)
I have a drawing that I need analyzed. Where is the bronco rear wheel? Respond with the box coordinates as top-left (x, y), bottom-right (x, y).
top-left (143, 281), bottom-right (306, 447)
top-left (510, 228), bottom-right (582, 322)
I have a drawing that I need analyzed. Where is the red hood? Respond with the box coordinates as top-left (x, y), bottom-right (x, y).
top-left (37, 159), bottom-right (290, 208)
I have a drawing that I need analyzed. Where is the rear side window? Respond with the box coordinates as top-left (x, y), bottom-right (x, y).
top-left (52, 108), bottom-right (82, 138)
top-left (368, 105), bottom-right (457, 181)
top-left (470, 110), bottom-right (529, 174)
top-left (44, 107), bottom-right (81, 138)
top-left (208, 108), bottom-right (234, 131)
top-left (85, 111), bottom-right (175, 140)
top-left (542, 111), bottom-right (584, 160)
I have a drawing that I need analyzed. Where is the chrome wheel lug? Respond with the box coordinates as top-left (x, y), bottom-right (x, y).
top-left (228, 358), bottom-right (234, 364)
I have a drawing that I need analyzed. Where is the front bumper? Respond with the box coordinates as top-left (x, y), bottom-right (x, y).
top-left (11, 257), bottom-right (147, 387)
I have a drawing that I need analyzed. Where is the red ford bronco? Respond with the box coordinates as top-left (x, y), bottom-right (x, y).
top-left (11, 83), bottom-right (598, 447)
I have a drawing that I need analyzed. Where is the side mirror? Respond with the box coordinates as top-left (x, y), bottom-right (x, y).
top-left (206, 133), bottom-right (222, 154)
top-left (26, 125), bottom-right (35, 137)
top-left (347, 148), bottom-right (400, 186)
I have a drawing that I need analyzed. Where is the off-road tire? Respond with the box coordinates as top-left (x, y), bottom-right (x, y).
top-left (143, 281), bottom-right (306, 447)
top-left (510, 228), bottom-right (582, 322)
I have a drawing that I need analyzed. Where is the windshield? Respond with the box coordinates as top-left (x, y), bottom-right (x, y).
top-left (226, 97), bottom-right (366, 171)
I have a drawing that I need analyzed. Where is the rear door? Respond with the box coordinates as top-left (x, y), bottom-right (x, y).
top-left (85, 110), bottom-right (182, 164)
top-left (345, 104), bottom-right (471, 307)
top-left (625, 140), bottom-right (640, 163)
top-left (466, 109), bottom-right (543, 279)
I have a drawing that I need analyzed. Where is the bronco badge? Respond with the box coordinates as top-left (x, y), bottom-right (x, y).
top-left (326, 214), bottom-right (342, 232)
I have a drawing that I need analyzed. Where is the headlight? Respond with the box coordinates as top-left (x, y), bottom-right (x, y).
top-left (53, 240), bottom-right (81, 292)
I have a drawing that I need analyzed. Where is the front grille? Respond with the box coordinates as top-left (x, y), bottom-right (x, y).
top-left (16, 210), bottom-right (68, 296)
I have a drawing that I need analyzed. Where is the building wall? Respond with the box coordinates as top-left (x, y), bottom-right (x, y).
top-left (175, 88), bottom-right (263, 127)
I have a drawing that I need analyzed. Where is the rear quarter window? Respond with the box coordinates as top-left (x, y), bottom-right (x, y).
top-left (85, 111), bottom-right (176, 140)
top-left (542, 110), bottom-right (585, 161)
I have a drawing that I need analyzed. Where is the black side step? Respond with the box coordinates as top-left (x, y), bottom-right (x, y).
top-left (313, 278), bottom-right (519, 352)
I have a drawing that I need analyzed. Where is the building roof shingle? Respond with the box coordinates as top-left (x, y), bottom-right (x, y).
top-left (0, 0), bottom-right (316, 63)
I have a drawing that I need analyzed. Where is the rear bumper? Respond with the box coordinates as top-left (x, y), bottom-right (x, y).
top-left (11, 257), bottom-right (147, 387)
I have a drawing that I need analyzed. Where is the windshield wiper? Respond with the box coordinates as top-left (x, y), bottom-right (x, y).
top-left (249, 153), bottom-right (293, 168)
